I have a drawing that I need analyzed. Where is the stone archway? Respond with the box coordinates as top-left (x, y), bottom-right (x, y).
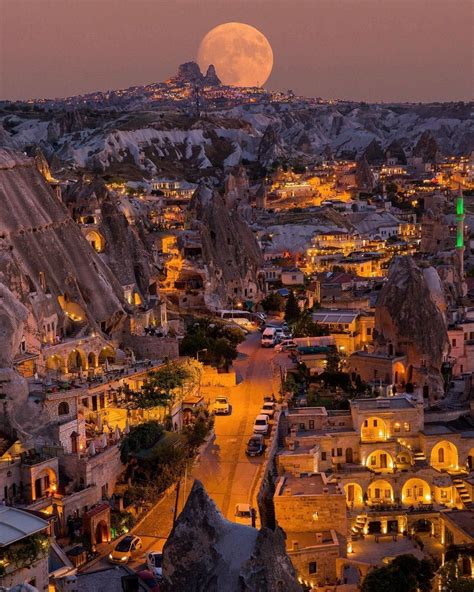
top-left (46, 354), bottom-right (65, 373)
top-left (88, 352), bottom-right (98, 369)
top-left (344, 482), bottom-right (363, 508)
top-left (366, 449), bottom-right (395, 472)
top-left (95, 520), bottom-right (109, 544)
top-left (85, 230), bottom-right (105, 253)
top-left (67, 349), bottom-right (87, 372)
top-left (367, 479), bottom-right (394, 504)
top-left (402, 478), bottom-right (431, 505)
top-left (430, 440), bottom-right (459, 472)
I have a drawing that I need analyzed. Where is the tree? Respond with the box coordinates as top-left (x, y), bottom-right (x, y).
top-left (292, 310), bottom-right (329, 338)
top-left (360, 554), bottom-right (435, 592)
top-left (118, 361), bottom-right (192, 415)
top-left (326, 347), bottom-right (341, 373)
top-left (261, 292), bottom-right (285, 313)
top-left (284, 291), bottom-right (300, 324)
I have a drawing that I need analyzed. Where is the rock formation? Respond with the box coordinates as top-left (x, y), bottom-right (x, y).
top-left (175, 62), bottom-right (204, 84)
top-left (0, 148), bottom-right (126, 338)
top-left (188, 184), bottom-right (263, 309)
top-left (203, 65), bottom-right (221, 86)
top-left (162, 480), bottom-right (302, 592)
top-left (375, 256), bottom-right (449, 401)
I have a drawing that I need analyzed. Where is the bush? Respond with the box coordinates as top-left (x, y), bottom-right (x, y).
top-left (120, 421), bottom-right (164, 463)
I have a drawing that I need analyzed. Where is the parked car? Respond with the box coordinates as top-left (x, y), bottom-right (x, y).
top-left (246, 434), bottom-right (265, 456)
top-left (108, 535), bottom-right (142, 564)
top-left (260, 401), bottom-right (276, 419)
top-left (275, 339), bottom-right (297, 352)
top-left (274, 328), bottom-right (285, 342)
top-left (137, 570), bottom-right (161, 592)
top-left (213, 396), bottom-right (230, 415)
top-left (261, 327), bottom-right (277, 347)
top-left (234, 503), bottom-right (254, 526)
top-left (147, 551), bottom-right (163, 577)
top-left (253, 414), bottom-right (270, 435)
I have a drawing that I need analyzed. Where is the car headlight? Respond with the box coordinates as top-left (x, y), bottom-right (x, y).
top-left (121, 556), bottom-right (128, 561)
top-left (108, 553), bottom-right (113, 560)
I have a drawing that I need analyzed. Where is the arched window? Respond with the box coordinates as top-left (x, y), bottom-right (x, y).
top-left (438, 447), bottom-right (445, 463)
top-left (58, 401), bottom-right (70, 416)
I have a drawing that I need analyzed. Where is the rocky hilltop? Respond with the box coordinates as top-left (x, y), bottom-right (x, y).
top-left (1, 63), bottom-right (472, 177)
top-left (162, 480), bottom-right (302, 592)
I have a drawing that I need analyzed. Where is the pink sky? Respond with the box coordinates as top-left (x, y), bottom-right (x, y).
top-left (1, 0), bottom-right (472, 102)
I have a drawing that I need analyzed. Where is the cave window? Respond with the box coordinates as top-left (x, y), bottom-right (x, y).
top-left (308, 562), bottom-right (317, 574)
top-left (58, 402), bottom-right (70, 416)
top-left (210, 230), bottom-right (216, 241)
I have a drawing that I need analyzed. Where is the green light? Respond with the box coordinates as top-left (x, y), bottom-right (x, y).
top-left (456, 197), bottom-right (464, 216)
top-left (457, 229), bottom-right (463, 248)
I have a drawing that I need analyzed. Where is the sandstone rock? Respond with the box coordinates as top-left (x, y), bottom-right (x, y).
top-left (162, 480), bottom-right (302, 592)
top-left (203, 65), bottom-right (221, 86)
top-left (0, 148), bottom-right (126, 337)
top-left (375, 256), bottom-right (449, 400)
top-left (0, 282), bottom-right (28, 367)
top-left (188, 183), bottom-right (262, 309)
top-left (176, 62), bottom-right (204, 84)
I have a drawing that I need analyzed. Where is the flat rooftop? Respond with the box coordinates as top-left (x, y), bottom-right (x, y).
top-left (286, 529), bottom-right (337, 550)
top-left (0, 506), bottom-right (49, 546)
top-left (76, 566), bottom-right (149, 592)
top-left (443, 511), bottom-right (474, 540)
top-left (287, 407), bottom-right (328, 417)
top-left (277, 473), bottom-right (341, 496)
top-left (351, 396), bottom-right (416, 410)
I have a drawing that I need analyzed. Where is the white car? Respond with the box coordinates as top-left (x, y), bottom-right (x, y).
top-left (234, 503), bottom-right (254, 526)
top-left (253, 414), bottom-right (270, 435)
top-left (146, 551), bottom-right (163, 577)
top-left (260, 401), bottom-right (276, 419)
top-left (213, 396), bottom-right (230, 415)
top-left (275, 339), bottom-right (297, 352)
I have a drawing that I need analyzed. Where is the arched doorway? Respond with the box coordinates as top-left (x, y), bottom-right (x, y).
top-left (393, 361), bottom-right (406, 385)
top-left (344, 483), bottom-right (363, 507)
top-left (95, 520), bottom-right (109, 544)
top-left (366, 450), bottom-right (395, 472)
top-left (402, 478), bottom-right (431, 505)
top-left (367, 479), bottom-right (394, 505)
top-left (85, 230), bottom-right (105, 253)
top-left (412, 519), bottom-right (433, 534)
top-left (430, 441), bottom-right (459, 472)
top-left (67, 349), bottom-right (87, 371)
top-left (99, 346), bottom-right (115, 366)
top-left (88, 352), bottom-right (97, 369)
top-left (46, 354), bottom-right (64, 374)
top-left (466, 448), bottom-right (474, 470)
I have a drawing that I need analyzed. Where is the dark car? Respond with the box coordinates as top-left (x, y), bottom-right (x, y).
top-left (137, 570), bottom-right (161, 592)
top-left (246, 434), bottom-right (265, 456)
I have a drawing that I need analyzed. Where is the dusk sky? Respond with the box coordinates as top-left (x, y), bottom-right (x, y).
top-left (1, 0), bottom-right (473, 102)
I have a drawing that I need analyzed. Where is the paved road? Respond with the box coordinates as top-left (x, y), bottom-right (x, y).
top-left (90, 330), bottom-right (281, 572)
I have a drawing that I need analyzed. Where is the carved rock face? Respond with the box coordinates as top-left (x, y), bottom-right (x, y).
top-left (0, 283), bottom-right (28, 367)
top-left (162, 480), bottom-right (301, 592)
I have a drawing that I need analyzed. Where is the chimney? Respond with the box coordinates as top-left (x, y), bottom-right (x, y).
top-left (315, 533), bottom-right (323, 544)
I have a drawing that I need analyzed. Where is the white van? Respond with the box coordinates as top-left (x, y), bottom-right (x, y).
top-left (261, 327), bottom-right (277, 348)
top-left (253, 414), bottom-right (270, 435)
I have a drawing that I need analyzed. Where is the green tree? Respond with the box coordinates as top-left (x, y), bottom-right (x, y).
top-left (284, 291), bottom-right (300, 324)
top-left (292, 310), bottom-right (329, 337)
top-left (326, 347), bottom-right (341, 373)
top-left (261, 292), bottom-right (285, 313)
top-left (361, 554), bottom-right (434, 592)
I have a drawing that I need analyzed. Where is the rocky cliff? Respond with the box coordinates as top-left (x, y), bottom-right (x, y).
top-left (375, 256), bottom-right (449, 400)
top-left (0, 148), bottom-right (126, 337)
top-left (188, 183), bottom-right (263, 309)
top-left (162, 480), bottom-right (301, 592)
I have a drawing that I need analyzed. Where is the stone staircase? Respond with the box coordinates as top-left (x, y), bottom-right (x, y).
top-left (453, 477), bottom-right (473, 508)
top-left (352, 513), bottom-right (367, 535)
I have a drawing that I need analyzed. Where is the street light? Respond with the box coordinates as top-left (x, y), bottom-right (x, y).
top-left (196, 348), bottom-right (207, 362)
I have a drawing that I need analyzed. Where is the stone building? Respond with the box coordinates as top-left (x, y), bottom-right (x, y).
top-left (275, 395), bottom-right (474, 585)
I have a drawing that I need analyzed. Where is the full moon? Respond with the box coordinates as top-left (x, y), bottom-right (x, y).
top-left (197, 22), bottom-right (273, 88)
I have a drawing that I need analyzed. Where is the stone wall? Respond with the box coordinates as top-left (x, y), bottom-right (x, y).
top-left (120, 334), bottom-right (179, 361)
